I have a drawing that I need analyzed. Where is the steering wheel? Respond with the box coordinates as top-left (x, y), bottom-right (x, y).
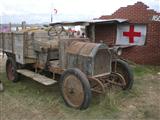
top-left (48, 25), bottom-right (64, 37)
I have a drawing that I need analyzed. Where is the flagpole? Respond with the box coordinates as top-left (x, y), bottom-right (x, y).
top-left (51, 13), bottom-right (53, 23)
top-left (51, 2), bottom-right (53, 23)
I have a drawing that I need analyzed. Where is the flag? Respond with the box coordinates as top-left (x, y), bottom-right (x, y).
top-left (116, 24), bottom-right (147, 46)
top-left (53, 8), bottom-right (57, 14)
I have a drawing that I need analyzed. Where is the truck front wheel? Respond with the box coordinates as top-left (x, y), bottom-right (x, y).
top-left (60, 68), bottom-right (92, 109)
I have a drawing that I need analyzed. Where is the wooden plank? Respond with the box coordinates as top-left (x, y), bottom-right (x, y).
top-left (3, 33), bottom-right (13, 51)
top-left (14, 32), bottom-right (24, 64)
top-left (17, 69), bottom-right (57, 85)
top-left (91, 24), bottom-right (95, 42)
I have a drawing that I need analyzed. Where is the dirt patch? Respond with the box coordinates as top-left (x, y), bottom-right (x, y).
top-left (118, 74), bottom-right (160, 120)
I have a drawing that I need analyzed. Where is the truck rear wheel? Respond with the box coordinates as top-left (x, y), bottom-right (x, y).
top-left (6, 57), bottom-right (19, 82)
top-left (112, 59), bottom-right (134, 90)
top-left (60, 68), bottom-right (92, 109)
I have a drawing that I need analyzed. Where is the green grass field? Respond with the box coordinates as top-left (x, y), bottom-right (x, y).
top-left (0, 65), bottom-right (160, 120)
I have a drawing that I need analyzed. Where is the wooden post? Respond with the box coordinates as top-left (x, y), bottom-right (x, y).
top-left (16, 26), bottom-right (19, 31)
top-left (9, 23), bottom-right (12, 32)
top-left (91, 24), bottom-right (95, 42)
top-left (22, 21), bottom-right (26, 30)
top-left (2, 32), bottom-right (4, 55)
top-left (11, 32), bottom-right (14, 53)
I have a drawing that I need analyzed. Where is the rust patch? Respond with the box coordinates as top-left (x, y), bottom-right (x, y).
top-left (67, 41), bottom-right (86, 55)
top-left (49, 66), bottom-right (64, 74)
top-left (79, 43), bottom-right (97, 56)
top-left (34, 62), bottom-right (64, 74)
top-left (67, 41), bottom-right (99, 57)
top-left (34, 63), bottom-right (45, 69)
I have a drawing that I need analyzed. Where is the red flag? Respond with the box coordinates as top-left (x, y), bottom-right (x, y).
top-left (53, 8), bottom-right (57, 14)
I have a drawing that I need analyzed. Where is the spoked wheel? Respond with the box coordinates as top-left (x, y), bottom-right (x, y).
top-left (6, 57), bottom-right (19, 82)
top-left (112, 59), bottom-right (134, 90)
top-left (60, 68), bottom-right (92, 109)
top-left (108, 72), bottom-right (126, 89)
top-left (89, 77), bottom-right (105, 94)
top-left (48, 25), bottom-right (66, 37)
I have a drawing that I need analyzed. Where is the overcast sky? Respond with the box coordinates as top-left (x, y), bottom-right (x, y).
top-left (0, 0), bottom-right (160, 23)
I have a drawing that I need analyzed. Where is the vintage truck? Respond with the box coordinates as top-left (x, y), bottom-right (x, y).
top-left (0, 20), bottom-right (133, 109)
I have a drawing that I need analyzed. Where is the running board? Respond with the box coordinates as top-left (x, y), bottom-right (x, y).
top-left (17, 69), bottom-right (57, 85)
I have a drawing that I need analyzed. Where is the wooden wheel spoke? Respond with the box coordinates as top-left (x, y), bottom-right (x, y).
top-left (91, 89), bottom-right (104, 94)
top-left (89, 77), bottom-right (105, 94)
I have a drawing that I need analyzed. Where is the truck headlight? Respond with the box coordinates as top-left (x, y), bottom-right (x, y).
top-left (110, 47), bottom-right (123, 56)
top-left (117, 48), bottom-right (122, 56)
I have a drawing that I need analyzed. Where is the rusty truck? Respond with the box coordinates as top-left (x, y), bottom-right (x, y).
top-left (0, 20), bottom-right (133, 109)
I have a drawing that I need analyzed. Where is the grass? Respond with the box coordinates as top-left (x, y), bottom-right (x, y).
top-left (133, 64), bottom-right (159, 77)
top-left (0, 65), bottom-right (160, 120)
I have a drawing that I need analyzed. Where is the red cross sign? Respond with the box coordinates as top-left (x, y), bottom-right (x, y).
top-left (123, 25), bottom-right (141, 43)
top-left (116, 24), bottom-right (146, 46)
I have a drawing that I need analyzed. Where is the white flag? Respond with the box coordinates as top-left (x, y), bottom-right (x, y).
top-left (116, 24), bottom-right (147, 46)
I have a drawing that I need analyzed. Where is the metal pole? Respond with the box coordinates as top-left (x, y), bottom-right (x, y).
top-left (51, 14), bottom-right (53, 23)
